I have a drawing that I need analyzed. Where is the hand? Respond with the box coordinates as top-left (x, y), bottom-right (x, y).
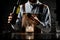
top-left (8, 13), bottom-right (13, 23)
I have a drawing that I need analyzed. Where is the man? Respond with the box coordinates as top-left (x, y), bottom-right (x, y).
top-left (8, 0), bottom-right (51, 33)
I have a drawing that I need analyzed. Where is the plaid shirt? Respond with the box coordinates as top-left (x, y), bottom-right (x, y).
top-left (16, 0), bottom-right (51, 28)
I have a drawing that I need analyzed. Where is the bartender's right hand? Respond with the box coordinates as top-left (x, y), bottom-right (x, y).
top-left (8, 13), bottom-right (13, 23)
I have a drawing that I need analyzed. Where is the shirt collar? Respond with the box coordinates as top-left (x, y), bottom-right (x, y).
top-left (27, 0), bottom-right (42, 5)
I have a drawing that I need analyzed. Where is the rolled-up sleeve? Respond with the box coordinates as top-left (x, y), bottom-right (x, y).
top-left (45, 6), bottom-right (51, 27)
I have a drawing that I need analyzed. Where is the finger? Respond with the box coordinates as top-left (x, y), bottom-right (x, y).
top-left (8, 18), bottom-right (12, 23)
top-left (8, 16), bottom-right (12, 19)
